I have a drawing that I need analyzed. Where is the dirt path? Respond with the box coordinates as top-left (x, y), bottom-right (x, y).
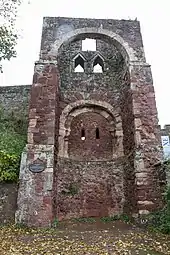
top-left (1, 220), bottom-right (170, 254)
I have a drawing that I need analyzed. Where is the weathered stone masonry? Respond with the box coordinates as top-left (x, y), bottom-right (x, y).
top-left (0, 85), bottom-right (30, 111)
top-left (14, 17), bottom-right (164, 227)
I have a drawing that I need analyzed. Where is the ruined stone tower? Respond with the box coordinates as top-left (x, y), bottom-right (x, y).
top-left (15, 17), bottom-right (163, 227)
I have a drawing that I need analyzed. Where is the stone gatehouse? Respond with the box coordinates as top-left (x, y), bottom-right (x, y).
top-left (14, 17), bottom-right (164, 227)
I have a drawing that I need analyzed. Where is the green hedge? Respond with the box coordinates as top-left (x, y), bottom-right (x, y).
top-left (148, 185), bottom-right (170, 234)
top-left (0, 105), bottom-right (27, 182)
top-left (0, 150), bottom-right (20, 182)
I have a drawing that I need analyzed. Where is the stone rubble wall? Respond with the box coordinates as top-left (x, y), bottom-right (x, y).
top-left (0, 184), bottom-right (18, 224)
top-left (56, 159), bottom-right (125, 220)
top-left (0, 85), bottom-right (31, 112)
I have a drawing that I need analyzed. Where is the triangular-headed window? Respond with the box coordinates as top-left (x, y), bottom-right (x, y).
top-left (93, 56), bottom-right (104, 73)
top-left (74, 55), bottom-right (85, 72)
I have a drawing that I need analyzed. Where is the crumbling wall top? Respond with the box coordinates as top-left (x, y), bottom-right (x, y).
top-left (40, 16), bottom-right (146, 63)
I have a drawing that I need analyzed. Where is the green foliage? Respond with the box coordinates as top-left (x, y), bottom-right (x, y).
top-left (100, 216), bottom-right (119, 222)
top-left (67, 183), bottom-right (79, 195)
top-left (0, 107), bottom-right (27, 156)
top-left (119, 214), bottom-right (131, 223)
top-left (0, 105), bottom-right (27, 182)
top-left (73, 215), bottom-right (130, 224)
top-left (52, 218), bottom-right (59, 228)
top-left (61, 183), bottom-right (79, 196)
top-left (0, 26), bottom-right (17, 71)
top-left (164, 159), bottom-right (170, 172)
top-left (0, 0), bottom-right (21, 71)
top-left (0, 131), bottom-right (26, 156)
top-left (100, 214), bottom-right (130, 223)
top-left (15, 222), bottom-right (28, 229)
top-left (0, 150), bottom-right (19, 182)
top-left (73, 217), bottom-right (96, 223)
top-left (148, 185), bottom-right (170, 234)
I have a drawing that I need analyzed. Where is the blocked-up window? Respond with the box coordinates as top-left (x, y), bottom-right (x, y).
top-left (93, 56), bottom-right (104, 73)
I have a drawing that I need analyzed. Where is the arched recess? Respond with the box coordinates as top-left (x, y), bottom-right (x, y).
top-left (58, 100), bottom-right (124, 160)
top-left (49, 27), bottom-right (138, 63)
top-left (68, 110), bottom-right (113, 160)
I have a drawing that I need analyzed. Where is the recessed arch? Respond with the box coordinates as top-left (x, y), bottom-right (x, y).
top-left (58, 100), bottom-right (124, 159)
top-left (50, 27), bottom-right (138, 63)
top-left (60, 100), bottom-right (120, 120)
top-left (68, 111), bottom-right (113, 160)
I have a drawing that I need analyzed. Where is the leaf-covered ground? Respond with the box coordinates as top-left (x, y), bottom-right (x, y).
top-left (0, 220), bottom-right (170, 255)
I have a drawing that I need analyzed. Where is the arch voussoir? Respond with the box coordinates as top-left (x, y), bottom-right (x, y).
top-left (50, 27), bottom-right (137, 62)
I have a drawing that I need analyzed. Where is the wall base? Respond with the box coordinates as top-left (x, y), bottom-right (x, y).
top-left (15, 144), bottom-right (55, 227)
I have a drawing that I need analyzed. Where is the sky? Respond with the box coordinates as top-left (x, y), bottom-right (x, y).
top-left (0, 0), bottom-right (169, 127)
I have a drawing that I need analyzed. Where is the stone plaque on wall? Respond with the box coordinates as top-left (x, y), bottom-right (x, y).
top-left (29, 159), bottom-right (46, 173)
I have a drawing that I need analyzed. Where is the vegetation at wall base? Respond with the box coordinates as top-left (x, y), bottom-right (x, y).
top-left (146, 185), bottom-right (170, 234)
top-left (100, 214), bottom-right (130, 223)
top-left (0, 106), bottom-right (27, 182)
top-left (73, 217), bottom-right (96, 223)
top-left (0, 150), bottom-right (20, 182)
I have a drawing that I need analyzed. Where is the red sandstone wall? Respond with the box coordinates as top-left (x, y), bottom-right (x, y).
top-left (56, 159), bottom-right (124, 220)
top-left (15, 17), bottom-right (164, 227)
top-left (68, 112), bottom-right (113, 161)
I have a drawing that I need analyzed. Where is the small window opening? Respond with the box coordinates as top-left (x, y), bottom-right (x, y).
top-left (81, 128), bottom-right (86, 140)
top-left (82, 38), bottom-right (96, 51)
top-left (93, 56), bottom-right (104, 73)
top-left (96, 128), bottom-right (100, 139)
top-left (74, 55), bottom-right (85, 72)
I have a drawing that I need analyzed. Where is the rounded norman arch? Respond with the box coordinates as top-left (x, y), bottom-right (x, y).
top-left (50, 27), bottom-right (138, 63)
top-left (58, 100), bottom-right (124, 159)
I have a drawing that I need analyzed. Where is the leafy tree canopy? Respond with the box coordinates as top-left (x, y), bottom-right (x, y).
top-left (0, 0), bottom-right (21, 72)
